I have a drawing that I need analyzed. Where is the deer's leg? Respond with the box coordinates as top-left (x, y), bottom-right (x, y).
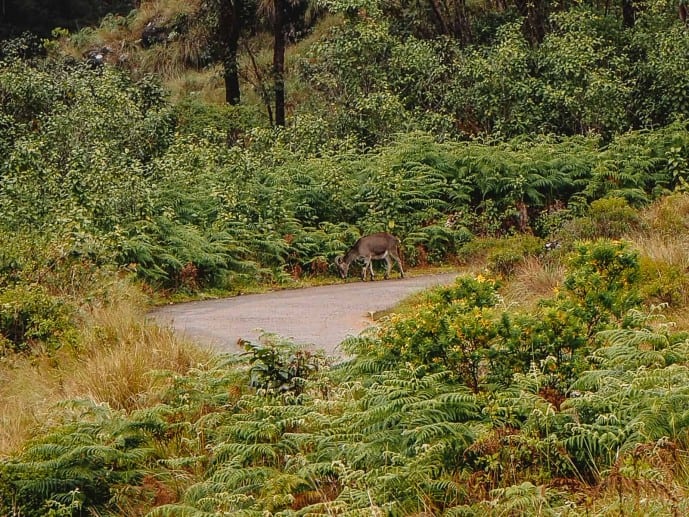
top-left (384, 255), bottom-right (392, 279)
top-left (368, 258), bottom-right (375, 281)
top-left (396, 255), bottom-right (404, 278)
top-left (361, 258), bottom-right (370, 281)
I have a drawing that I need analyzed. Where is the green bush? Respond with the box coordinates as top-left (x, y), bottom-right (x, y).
top-left (0, 284), bottom-right (77, 355)
top-left (346, 276), bottom-right (502, 389)
top-left (0, 401), bottom-right (158, 517)
top-left (639, 257), bottom-right (689, 307)
top-left (562, 197), bottom-right (643, 240)
top-left (242, 335), bottom-right (326, 396)
top-left (486, 234), bottom-right (544, 277)
top-left (563, 240), bottom-right (641, 325)
top-left (348, 239), bottom-right (642, 391)
top-left (406, 224), bottom-right (474, 265)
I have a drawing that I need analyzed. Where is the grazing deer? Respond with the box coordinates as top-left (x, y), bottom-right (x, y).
top-left (335, 232), bottom-right (405, 281)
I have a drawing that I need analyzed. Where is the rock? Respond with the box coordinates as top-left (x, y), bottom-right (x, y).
top-left (84, 46), bottom-right (111, 67)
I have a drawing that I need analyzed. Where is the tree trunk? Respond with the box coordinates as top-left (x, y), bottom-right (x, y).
top-left (428, 0), bottom-right (473, 45)
top-left (515, 0), bottom-right (548, 44)
top-left (622, 0), bottom-right (635, 28)
top-left (273, 0), bottom-right (287, 126)
top-left (220, 0), bottom-right (242, 105)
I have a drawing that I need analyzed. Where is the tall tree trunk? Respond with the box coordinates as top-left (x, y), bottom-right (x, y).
top-left (273, 0), bottom-right (287, 126)
top-left (515, 0), bottom-right (548, 44)
top-left (622, 0), bottom-right (635, 27)
top-left (220, 0), bottom-right (242, 105)
top-left (428, 0), bottom-right (473, 45)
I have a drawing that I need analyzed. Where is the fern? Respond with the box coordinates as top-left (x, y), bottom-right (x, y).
top-left (147, 504), bottom-right (217, 517)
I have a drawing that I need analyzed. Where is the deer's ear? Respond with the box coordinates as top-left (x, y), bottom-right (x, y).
top-left (335, 256), bottom-right (342, 265)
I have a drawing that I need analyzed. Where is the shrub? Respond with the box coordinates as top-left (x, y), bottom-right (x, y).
top-left (242, 335), bottom-right (327, 396)
top-left (116, 218), bottom-right (252, 291)
top-left (456, 236), bottom-right (502, 265)
top-left (349, 239), bottom-right (643, 392)
top-left (638, 257), bottom-right (689, 307)
top-left (560, 239), bottom-right (641, 332)
top-left (406, 224), bottom-right (474, 265)
top-left (560, 197), bottom-right (642, 241)
top-left (486, 234), bottom-right (544, 277)
top-left (0, 284), bottom-right (77, 355)
top-left (0, 400), bottom-right (158, 517)
top-left (350, 276), bottom-right (503, 389)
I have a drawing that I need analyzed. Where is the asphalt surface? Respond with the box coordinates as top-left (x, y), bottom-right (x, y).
top-left (150, 272), bottom-right (459, 357)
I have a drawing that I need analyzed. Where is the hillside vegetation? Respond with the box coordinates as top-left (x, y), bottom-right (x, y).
top-left (3, 0), bottom-right (689, 514)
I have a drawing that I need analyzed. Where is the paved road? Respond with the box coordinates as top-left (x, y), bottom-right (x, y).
top-left (150, 273), bottom-right (458, 356)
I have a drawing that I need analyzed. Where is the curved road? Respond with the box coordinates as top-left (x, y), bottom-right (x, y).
top-left (150, 273), bottom-right (458, 356)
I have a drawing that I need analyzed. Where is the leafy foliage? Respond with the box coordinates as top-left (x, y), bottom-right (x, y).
top-left (242, 334), bottom-right (327, 395)
top-left (3, 49), bottom-right (689, 293)
top-left (1, 400), bottom-right (160, 516)
top-left (4, 242), bottom-right (689, 515)
top-left (0, 284), bottom-right (77, 355)
top-left (6, 2), bottom-right (689, 514)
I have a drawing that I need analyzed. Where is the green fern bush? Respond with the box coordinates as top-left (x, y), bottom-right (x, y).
top-left (5, 297), bottom-right (689, 515)
top-left (0, 400), bottom-right (160, 516)
top-left (4, 53), bottom-right (689, 293)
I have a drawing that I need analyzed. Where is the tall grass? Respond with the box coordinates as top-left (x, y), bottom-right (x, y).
top-left (503, 255), bottom-right (565, 308)
top-left (70, 292), bottom-right (209, 410)
top-left (0, 280), bottom-right (210, 457)
top-left (60, 0), bottom-right (209, 79)
top-left (631, 195), bottom-right (689, 272)
top-left (0, 355), bottom-right (62, 455)
top-left (634, 233), bottom-right (689, 269)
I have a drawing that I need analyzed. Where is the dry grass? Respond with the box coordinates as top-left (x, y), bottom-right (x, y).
top-left (630, 194), bottom-right (689, 267)
top-left (60, 0), bottom-right (209, 79)
top-left (166, 68), bottom-right (225, 103)
top-left (502, 256), bottom-right (566, 308)
top-left (0, 281), bottom-right (210, 457)
top-left (632, 233), bottom-right (689, 270)
top-left (640, 193), bottom-right (689, 235)
top-left (130, 0), bottom-right (203, 31)
top-left (67, 301), bottom-right (209, 411)
top-left (137, 44), bottom-right (191, 78)
top-left (0, 355), bottom-right (62, 455)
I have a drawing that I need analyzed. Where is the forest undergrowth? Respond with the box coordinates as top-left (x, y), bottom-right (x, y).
top-left (4, 0), bottom-right (689, 513)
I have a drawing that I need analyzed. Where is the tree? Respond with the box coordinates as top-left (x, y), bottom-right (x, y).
top-left (621, 0), bottom-right (635, 27)
top-left (260, 0), bottom-right (312, 126)
top-left (219, 0), bottom-right (245, 105)
top-left (204, 0), bottom-right (255, 106)
top-left (273, 0), bottom-right (288, 125)
top-left (514, 0), bottom-right (550, 43)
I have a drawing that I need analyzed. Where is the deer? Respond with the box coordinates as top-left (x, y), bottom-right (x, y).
top-left (335, 232), bottom-right (405, 281)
